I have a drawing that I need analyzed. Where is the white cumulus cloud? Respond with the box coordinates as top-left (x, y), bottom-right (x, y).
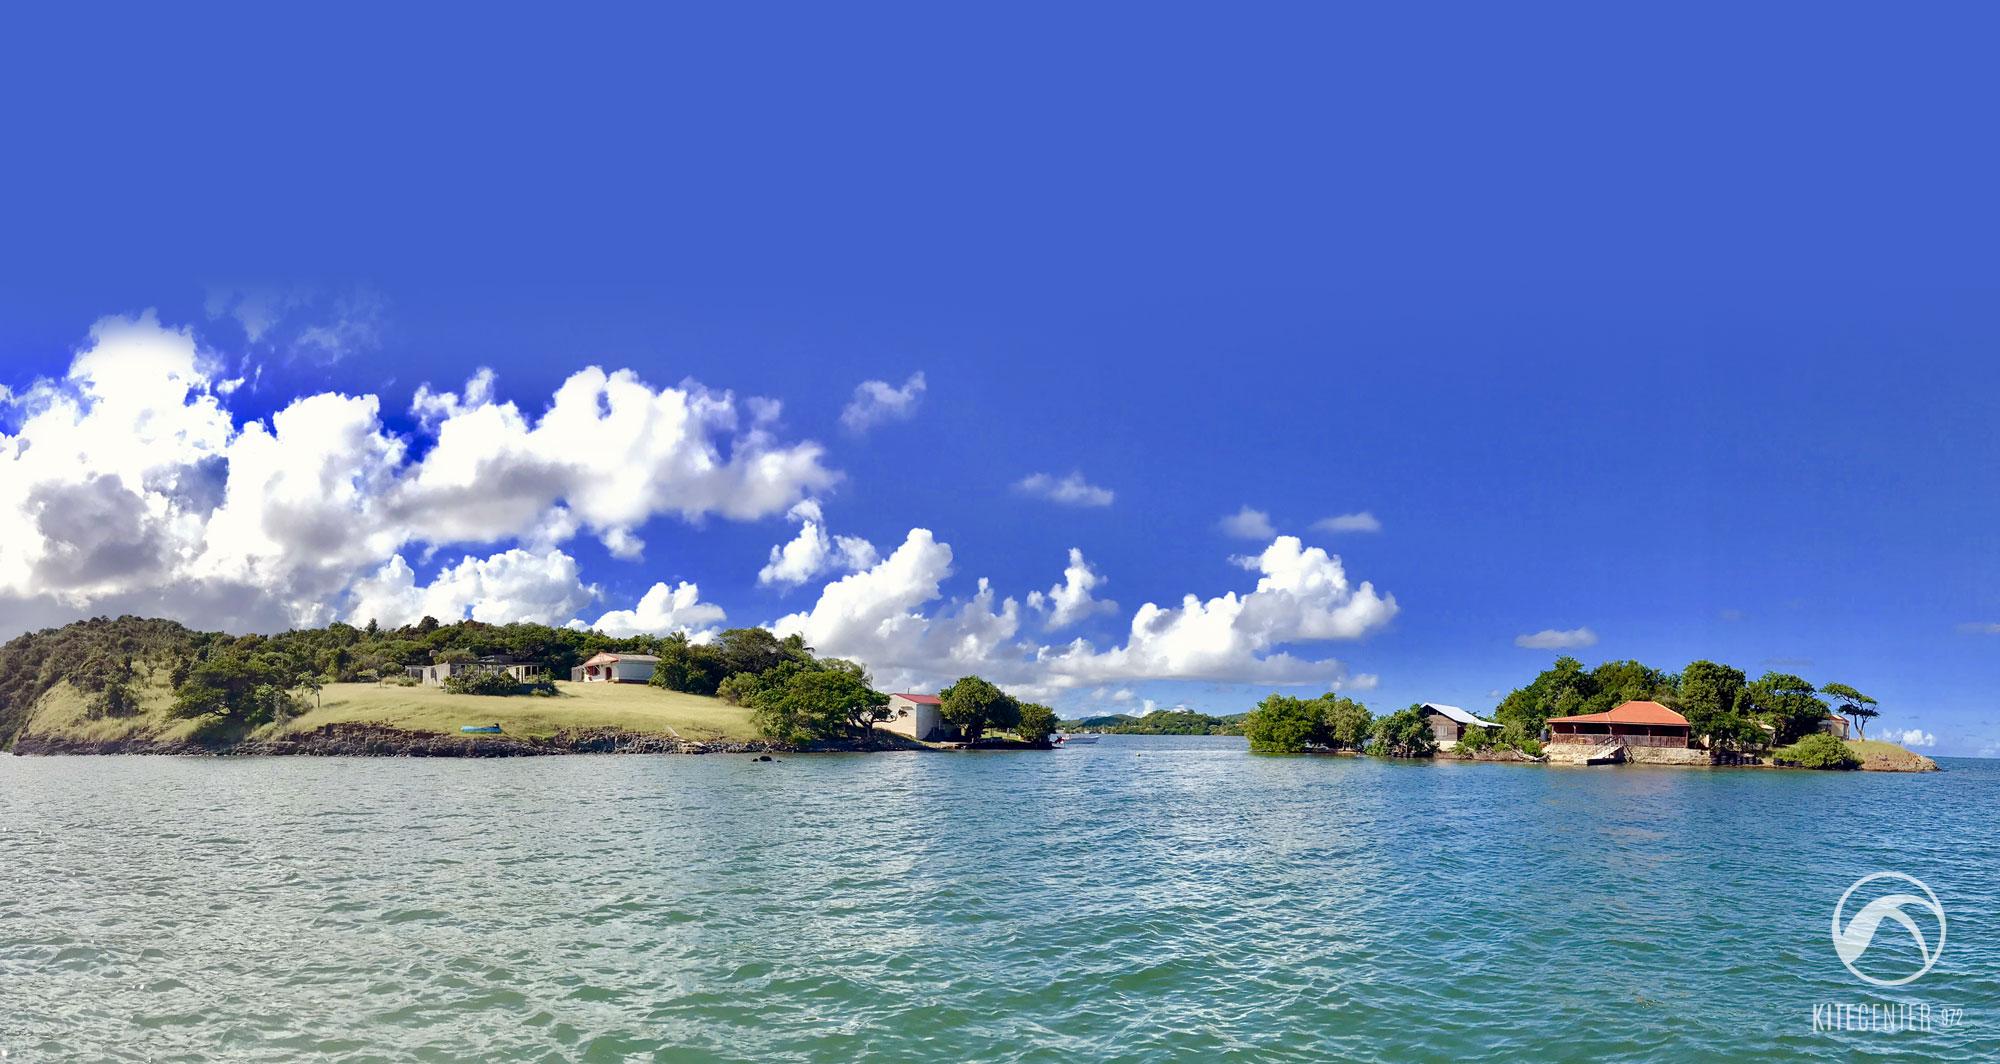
top-left (1893, 728), bottom-right (1937, 748)
top-left (1515, 627), bottom-right (1600, 649)
top-left (1015, 471), bottom-right (1114, 507)
top-left (776, 531), bottom-right (1394, 697)
top-left (0, 311), bottom-right (837, 635)
top-left (840, 372), bottom-right (925, 433)
top-left (584, 581), bottom-right (728, 639)
top-left (757, 499), bottom-right (878, 589)
top-left (346, 549), bottom-right (599, 628)
top-left (1027, 548), bottom-right (1117, 629)
top-left (1219, 505), bottom-right (1276, 539)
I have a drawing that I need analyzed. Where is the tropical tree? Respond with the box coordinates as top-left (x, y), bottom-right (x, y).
top-left (1586, 659), bottom-right (1673, 713)
top-left (1676, 659), bottom-right (1765, 746)
top-left (295, 672), bottom-right (325, 710)
top-left (938, 675), bottom-right (1020, 745)
top-left (649, 631), bottom-right (727, 695)
top-left (1820, 683), bottom-right (1878, 739)
top-left (1317, 695), bottom-right (1374, 750)
top-left (1743, 672), bottom-right (1828, 745)
top-left (1369, 705), bottom-right (1438, 758)
top-left (713, 627), bottom-right (807, 679)
top-left (1015, 701), bottom-right (1059, 744)
top-left (748, 668), bottom-right (888, 745)
top-left (1243, 694), bottom-right (1323, 753)
top-left (1493, 656), bottom-right (1597, 737)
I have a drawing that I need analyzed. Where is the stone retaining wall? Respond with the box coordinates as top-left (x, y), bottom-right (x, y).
top-left (1623, 746), bottom-right (1715, 766)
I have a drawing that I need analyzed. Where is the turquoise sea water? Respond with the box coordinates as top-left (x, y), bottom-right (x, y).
top-left (2, 737), bottom-right (1995, 1063)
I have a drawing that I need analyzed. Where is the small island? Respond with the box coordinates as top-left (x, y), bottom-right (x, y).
top-left (1237, 655), bottom-right (1938, 772)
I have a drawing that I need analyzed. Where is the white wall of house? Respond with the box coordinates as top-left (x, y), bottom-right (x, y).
top-left (607, 659), bottom-right (655, 683)
top-left (575, 656), bottom-right (657, 683)
top-left (879, 694), bottom-right (949, 741)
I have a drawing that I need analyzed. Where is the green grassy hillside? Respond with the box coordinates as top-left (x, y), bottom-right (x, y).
top-left (19, 668), bottom-right (207, 744)
top-left (22, 677), bottom-right (758, 746)
top-left (1844, 737), bottom-right (1939, 770)
top-left (282, 681), bottom-right (756, 741)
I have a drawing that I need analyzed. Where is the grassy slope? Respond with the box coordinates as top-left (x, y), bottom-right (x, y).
top-left (21, 668), bottom-right (206, 744)
top-left (1844, 738), bottom-right (1939, 769)
top-left (1768, 735), bottom-right (1935, 769)
top-left (279, 681), bottom-right (757, 742)
top-left (25, 678), bottom-right (758, 744)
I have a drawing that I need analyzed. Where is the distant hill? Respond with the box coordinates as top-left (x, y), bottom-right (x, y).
top-left (1064, 713), bottom-right (1138, 729)
top-left (1068, 709), bottom-right (1244, 736)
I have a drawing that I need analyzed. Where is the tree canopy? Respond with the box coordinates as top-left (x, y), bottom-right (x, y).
top-left (1743, 672), bottom-right (1828, 745)
top-left (1489, 656), bottom-right (1868, 750)
top-left (1015, 702), bottom-right (1059, 743)
top-left (1820, 683), bottom-right (1878, 739)
top-left (1242, 693), bottom-right (1373, 753)
top-left (747, 667), bottom-right (890, 746)
top-left (1369, 705), bottom-right (1438, 758)
top-left (938, 675), bottom-right (1021, 745)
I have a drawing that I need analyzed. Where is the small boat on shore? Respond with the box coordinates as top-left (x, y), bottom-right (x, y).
top-left (1055, 733), bottom-right (1100, 745)
top-left (460, 725), bottom-right (503, 733)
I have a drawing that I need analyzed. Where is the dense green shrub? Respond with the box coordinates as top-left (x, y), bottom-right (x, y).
top-left (1777, 732), bottom-right (1859, 769)
top-left (1455, 725), bottom-right (1494, 752)
top-left (716, 672), bottom-right (760, 706)
top-left (442, 670), bottom-right (531, 696)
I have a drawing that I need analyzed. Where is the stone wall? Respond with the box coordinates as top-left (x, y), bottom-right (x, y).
top-left (1544, 744), bottom-right (1718, 766)
top-left (1542, 743), bottom-right (1612, 764)
top-left (1622, 745), bottom-right (1715, 766)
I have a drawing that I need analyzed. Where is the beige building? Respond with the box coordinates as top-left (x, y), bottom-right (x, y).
top-left (876, 692), bottom-right (958, 741)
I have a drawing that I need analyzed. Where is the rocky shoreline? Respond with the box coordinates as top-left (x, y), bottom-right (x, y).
top-left (9, 722), bottom-right (780, 758)
top-left (1440, 744), bottom-right (1938, 771)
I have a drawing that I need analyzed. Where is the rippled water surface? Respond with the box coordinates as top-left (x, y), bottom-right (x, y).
top-left (3, 739), bottom-right (1996, 1062)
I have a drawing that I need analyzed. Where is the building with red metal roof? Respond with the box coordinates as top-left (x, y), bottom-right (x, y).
top-left (1546, 700), bottom-right (1691, 749)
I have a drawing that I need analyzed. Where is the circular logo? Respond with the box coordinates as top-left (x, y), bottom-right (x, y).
top-left (1831, 872), bottom-right (1946, 987)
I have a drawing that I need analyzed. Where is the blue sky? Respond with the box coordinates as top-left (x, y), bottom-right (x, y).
top-left (2, 5), bottom-right (1998, 754)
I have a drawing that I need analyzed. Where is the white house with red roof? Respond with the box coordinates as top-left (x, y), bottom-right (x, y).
top-left (1546, 700), bottom-right (1692, 748)
top-left (877, 692), bottom-right (958, 742)
top-left (570, 652), bottom-right (660, 683)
